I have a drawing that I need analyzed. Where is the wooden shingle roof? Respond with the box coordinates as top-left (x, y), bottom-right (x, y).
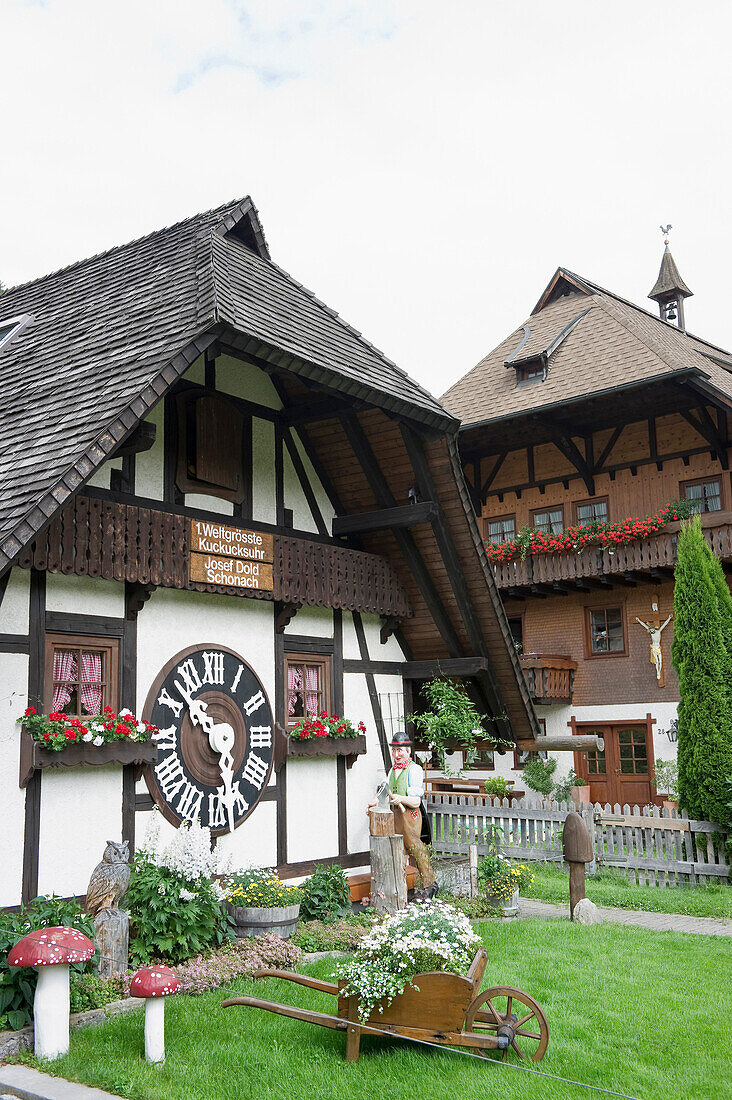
top-left (0, 197), bottom-right (452, 571)
top-left (441, 266), bottom-right (732, 429)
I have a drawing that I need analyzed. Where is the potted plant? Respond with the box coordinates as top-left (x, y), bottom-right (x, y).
top-left (653, 758), bottom-right (679, 811)
top-left (551, 768), bottom-right (589, 806)
top-left (411, 678), bottom-right (506, 776)
top-left (477, 854), bottom-right (534, 917)
top-left (522, 757), bottom-right (557, 804)
top-left (225, 868), bottom-right (302, 939)
top-left (483, 776), bottom-right (512, 803)
top-left (285, 712), bottom-right (367, 768)
top-left (18, 705), bottom-right (159, 787)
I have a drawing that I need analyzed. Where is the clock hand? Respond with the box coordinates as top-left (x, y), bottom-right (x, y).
top-left (186, 699), bottom-right (236, 833)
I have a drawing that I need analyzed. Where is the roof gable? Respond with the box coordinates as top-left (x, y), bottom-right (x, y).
top-left (442, 266), bottom-right (732, 430)
top-left (0, 198), bottom-right (453, 575)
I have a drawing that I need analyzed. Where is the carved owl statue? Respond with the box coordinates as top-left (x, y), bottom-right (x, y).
top-left (85, 840), bottom-right (131, 917)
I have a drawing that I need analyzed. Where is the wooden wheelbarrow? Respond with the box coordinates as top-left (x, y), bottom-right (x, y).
top-left (222, 948), bottom-right (549, 1063)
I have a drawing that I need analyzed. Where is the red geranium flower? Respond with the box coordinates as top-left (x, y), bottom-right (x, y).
top-left (24, 706), bottom-right (36, 716)
top-left (43, 732), bottom-right (50, 741)
top-left (64, 728), bottom-right (77, 740)
top-left (116, 723), bottom-right (131, 736)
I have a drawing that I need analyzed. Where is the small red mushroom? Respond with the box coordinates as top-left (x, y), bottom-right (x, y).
top-left (130, 965), bottom-right (179, 1063)
top-left (8, 926), bottom-right (95, 1059)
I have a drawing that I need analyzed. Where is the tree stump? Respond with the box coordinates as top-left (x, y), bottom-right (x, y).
top-left (94, 908), bottom-right (129, 977)
top-left (368, 809), bottom-right (395, 836)
top-left (370, 835), bottom-right (406, 915)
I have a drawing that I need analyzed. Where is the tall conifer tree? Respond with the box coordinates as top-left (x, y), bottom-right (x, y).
top-left (671, 516), bottom-right (732, 822)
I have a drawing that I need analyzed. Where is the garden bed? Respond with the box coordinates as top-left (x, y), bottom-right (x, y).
top-left (9, 920), bottom-right (728, 1100)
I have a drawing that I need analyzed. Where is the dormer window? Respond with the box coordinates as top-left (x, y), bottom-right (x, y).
top-left (515, 360), bottom-right (545, 383)
top-left (0, 314), bottom-right (32, 353)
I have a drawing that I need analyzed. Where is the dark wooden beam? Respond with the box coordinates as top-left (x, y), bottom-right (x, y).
top-left (283, 427), bottom-right (328, 535)
top-left (352, 612), bottom-right (390, 771)
top-left (480, 452), bottom-right (506, 501)
top-left (281, 397), bottom-right (361, 425)
top-left (594, 424), bottom-right (624, 471)
top-left (545, 428), bottom-right (595, 495)
top-left (342, 415), bottom-right (464, 659)
top-left (400, 425), bottom-right (512, 739)
top-left (112, 421), bottom-right (157, 458)
top-left (401, 657), bottom-right (489, 679)
top-left (332, 501), bottom-right (437, 537)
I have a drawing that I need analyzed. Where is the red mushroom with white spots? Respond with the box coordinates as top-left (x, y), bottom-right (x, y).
top-left (8, 926), bottom-right (95, 1059)
top-left (130, 964), bottom-right (180, 1064)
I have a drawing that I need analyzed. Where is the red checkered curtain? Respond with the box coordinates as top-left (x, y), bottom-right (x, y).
top-left (305, 667), bottom-right (319, 716)
top-left (52, 651), bottom-right (77, 711)
top-left (80, 652), bottom-right (102, 715)
top-left (288, 664), bottom-right (303, 716)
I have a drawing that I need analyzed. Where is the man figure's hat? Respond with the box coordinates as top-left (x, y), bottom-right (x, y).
top-left (389, 730), bottom-right (412, 748)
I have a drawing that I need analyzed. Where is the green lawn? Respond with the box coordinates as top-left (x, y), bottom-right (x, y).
top-left (525, 862), bottom-right (732, 919)
top-left (16, 919), bottom-right (732, 1100)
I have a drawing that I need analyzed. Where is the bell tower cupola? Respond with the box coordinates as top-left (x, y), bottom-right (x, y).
top-left (648, 225), bottom-right (693, 331)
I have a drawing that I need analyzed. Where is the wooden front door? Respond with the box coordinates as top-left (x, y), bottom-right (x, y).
top-left (575, 722), bottom-right (655, 807)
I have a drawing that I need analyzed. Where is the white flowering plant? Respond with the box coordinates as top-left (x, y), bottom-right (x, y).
top-left (127, 816), bottom-right (233, 965)
top-left (339, 901), bottom-right (480, 1022)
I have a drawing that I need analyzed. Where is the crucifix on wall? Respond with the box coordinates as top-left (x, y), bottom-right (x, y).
top-left (635, 600), bottom-right (673, 687)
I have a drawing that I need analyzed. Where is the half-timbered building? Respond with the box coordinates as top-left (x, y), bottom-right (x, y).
top-left (0, 197), bottom-right (539, 907)
top-left (442, 245), bottom-right (732, 807)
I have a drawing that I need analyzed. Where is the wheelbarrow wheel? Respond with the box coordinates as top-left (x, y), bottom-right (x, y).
top-left (464, 986), bottom-right (549, 1062)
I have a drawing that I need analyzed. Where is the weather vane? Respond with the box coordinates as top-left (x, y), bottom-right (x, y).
top-left (660, 223), bottom-right (673, 246)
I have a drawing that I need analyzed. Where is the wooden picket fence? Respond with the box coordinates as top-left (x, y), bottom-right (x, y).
top-left (425, 794), bottom-right (730, 888)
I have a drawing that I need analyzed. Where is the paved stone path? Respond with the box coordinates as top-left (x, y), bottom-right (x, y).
top-left (0, 1064), bottom-right (125, 1099)
top-left (517, 896), bottom-right (732, 936)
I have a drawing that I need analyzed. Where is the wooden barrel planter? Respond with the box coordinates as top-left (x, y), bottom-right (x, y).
top-left (228, 903), bottom-right (301, 939)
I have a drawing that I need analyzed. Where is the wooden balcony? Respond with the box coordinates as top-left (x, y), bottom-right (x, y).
top-left (519, 654), bottom-right (577, 705)
top-left (493, 514), bottom-right (732, 597)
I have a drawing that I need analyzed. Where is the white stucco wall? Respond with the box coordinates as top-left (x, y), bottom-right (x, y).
top-left (86, 456), bottom-right (122, 490)
top-left (252, 418), bottom-right (276, 525)
top-left (286, 757), bottom-right (339, 863)
top-left (135, 402), bottom-right (164, 501)
top-left (283, 445), bottom-right (319, 533)
top-left (216, 355), bottom-right (281, 410)
top-left (45, 574), bottom-right (125, 618)
top-left (0, 567), bottom-right (29, 633)
top-left (284, 604), bottom-right (334, 639)
top-left (37, 765), bottom-right (124, 898)
top-left (0, 653), bottom-right (31, 906)
top-left (342, 612), bottom-right (405, 662)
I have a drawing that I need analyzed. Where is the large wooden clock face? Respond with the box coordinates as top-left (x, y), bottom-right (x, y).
top-left (142, 644), bottom-right (274, 836)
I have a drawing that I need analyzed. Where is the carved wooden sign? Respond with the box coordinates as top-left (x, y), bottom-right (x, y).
top-left (188, 519), bottom-right (273, 591)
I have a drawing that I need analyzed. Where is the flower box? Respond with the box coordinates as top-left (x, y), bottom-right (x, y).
top-left (19, 737), bottom-right (157, 788)
top-left (285, 733), bottom-right (367, 769)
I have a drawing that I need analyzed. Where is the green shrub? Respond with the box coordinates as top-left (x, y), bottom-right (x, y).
top-left (299, 864), bottom-right (352, 922)
top-left (69, 973), bottom-right (126, 1014)
top-left (0, 895), bottom-right (96, 1031)
top-left (292, 918), bottom-right (372, 953)
top-left (672, 517), bottom-right (732, 823)
top-left (552, 768), bottom-right (584, 803)
top-left (483, 776), bottom-right (511, 798)
top-left (522, 757), bottom-right (557, 797)
top-left (126, 852), bottom-right (232, 965)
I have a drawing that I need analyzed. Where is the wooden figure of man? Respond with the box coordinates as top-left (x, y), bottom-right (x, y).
top-left (368, 731), bottom-right (437, 897)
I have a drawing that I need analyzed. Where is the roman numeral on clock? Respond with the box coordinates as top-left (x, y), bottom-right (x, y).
top-left (208, 782), bottom-right (249, 828)
top-left (249, 725), bottom-right (272, 748)
top-left (153, 724), bottom-right (177, 751)
top-left (242, 690), bottom-right (265, 716)
top-left (175, 657), bottom-right (202, 701)
top-left (201, 651), bottom-right (225, 685)
top-left (242, 751), bottom-right (269, 790)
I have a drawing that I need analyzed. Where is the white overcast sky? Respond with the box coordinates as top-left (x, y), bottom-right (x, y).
top-left (2, 0), bottom-right (731, 398)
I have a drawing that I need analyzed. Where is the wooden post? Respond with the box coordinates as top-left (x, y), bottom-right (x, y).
top-left (469, 844), bottom-right (478, 897)
top-left (370, 834), bottom-right (406, 915)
